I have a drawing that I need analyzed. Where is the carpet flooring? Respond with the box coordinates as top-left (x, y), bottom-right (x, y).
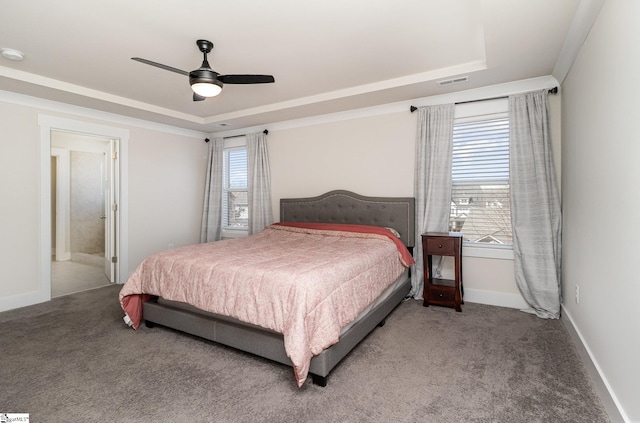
top-left (0, 285), bottom-right (609, 422)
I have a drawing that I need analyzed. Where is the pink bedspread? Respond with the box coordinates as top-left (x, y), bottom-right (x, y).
top-left (119, 223), bottom-right (412, 386)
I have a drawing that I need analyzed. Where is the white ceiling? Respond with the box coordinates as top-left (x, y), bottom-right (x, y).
top-left (0, 0), bottom-right (583, 134)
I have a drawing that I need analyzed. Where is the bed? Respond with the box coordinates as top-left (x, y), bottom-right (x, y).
top-left (119, 190), bottom-right (415, 387)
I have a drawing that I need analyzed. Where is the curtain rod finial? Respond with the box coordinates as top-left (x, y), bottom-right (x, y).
top-left (263, 129), bottom-right (268, 135)
top-left (204, 138), bottom-right (210, 143)
top-left (410, 106), bottom-right (417, 113)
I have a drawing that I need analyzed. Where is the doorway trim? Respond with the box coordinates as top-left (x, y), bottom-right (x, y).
top-left (39, 115), bottom-right (129, 302)
top-left (51, 147), bottom-right (71, 262)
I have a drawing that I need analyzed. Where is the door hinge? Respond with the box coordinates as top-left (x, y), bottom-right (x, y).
top-left (112, 204), bottom-right (118, 212)
top-left (112, 256), bottom-right (118, 263)
top-left (112, 151), bottom-right (118, 159)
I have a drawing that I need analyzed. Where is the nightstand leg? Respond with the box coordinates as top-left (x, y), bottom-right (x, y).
top-left (460, 248), bottom-right (464, 304)
top-left (422, 254), bottom-right (433, 307)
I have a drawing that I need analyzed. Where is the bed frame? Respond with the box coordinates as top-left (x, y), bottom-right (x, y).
top-left (142, 190), bottom-right (415, 386)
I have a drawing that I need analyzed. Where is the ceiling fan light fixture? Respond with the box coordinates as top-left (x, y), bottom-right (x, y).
top-left (191, 81), bottom-right (222, 97)
top-left (190, 68), bottom-right (223, 97)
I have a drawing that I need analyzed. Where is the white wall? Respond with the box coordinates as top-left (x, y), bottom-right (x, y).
top-left (0, 98), bottom-right (208, 311)
top-left (561, 1), bottom-right (640, 421)
top-left (127, 126), bottom-right (209, 268)
top-left (269, 111), bottom-right (415, 207)
top-left (0, 102), bottom-right (41, 299)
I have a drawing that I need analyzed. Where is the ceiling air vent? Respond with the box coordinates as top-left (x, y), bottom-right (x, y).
top-left (437, 76), bottom-right (469, 86)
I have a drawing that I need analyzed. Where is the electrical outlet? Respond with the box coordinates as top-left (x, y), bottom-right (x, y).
top-left (575, 285), bottom-right (580, 304)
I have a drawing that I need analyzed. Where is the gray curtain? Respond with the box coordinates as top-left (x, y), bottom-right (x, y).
top-left (410, 104), bottom-right (455, 299)
top-left (509, 90), bottom-right (562, 318)
top-left (200, 138), bottom-right (224, 243)
top-left (246, 132), bottom-right (273, 234)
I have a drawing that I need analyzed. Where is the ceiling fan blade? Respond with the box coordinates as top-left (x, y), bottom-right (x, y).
top-left (193, 92), bottom-right (206, 102)
top-left (131, 57), bottom-right (189, 76)
top-left (217, 74), bottom-right (275, 84)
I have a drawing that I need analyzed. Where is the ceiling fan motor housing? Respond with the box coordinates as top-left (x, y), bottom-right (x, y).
top-left (189, 68), bottom-right (221, 86)
top-left (190, 67), bottom-right (223, 97)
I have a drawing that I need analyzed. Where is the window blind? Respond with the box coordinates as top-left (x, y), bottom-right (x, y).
top-left (222, 147), bottom-right (248, 229)
top-left (450, 115), bottom-right (512, 244)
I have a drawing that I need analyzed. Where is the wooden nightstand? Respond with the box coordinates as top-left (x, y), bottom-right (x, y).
top-left (422, 232), bottom-right (463, 312)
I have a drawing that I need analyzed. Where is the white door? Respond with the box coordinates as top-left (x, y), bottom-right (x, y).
top-left (104, 139), bottom-right (119, 283)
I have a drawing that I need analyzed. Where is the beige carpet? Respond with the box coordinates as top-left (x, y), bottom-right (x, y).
top-left (0, 285), bottom-right (609, 422)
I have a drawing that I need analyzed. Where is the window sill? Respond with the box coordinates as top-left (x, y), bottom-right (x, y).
top-left (462, 243), bottom-right (514, 260)
top-left (221, 228), bottom-right (248, 239)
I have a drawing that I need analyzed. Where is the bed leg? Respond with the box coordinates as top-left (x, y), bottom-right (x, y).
top-left (144, 320), bottom-right (155, 328)
top-left (377, 318), bottom-right (386, 327)
top-left (311, 374), bottom-right (327, 387)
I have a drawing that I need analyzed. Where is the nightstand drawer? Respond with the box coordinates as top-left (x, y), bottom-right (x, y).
top-left (427, 285), bottom-right (456, 304)
top-left (425, 237), bottom-right (456, 255)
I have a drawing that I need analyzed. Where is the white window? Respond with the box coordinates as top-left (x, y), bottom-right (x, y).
top-left (222, 138), bottom-right (248, 232)
top-left (449, 108), bottom-right (512, 246)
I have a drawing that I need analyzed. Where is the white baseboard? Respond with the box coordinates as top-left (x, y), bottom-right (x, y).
top-left (463, 288), bottom-right (529, 309)
top-left (0, 290), bottom-right (48, 313)
top-left (54, 252), bottom-right (71, 261)
top-left (561, 305), bottom-right (628, 423)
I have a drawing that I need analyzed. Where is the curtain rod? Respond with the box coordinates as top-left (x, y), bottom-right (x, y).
top-left (409, 87), bottom-right (558, 112)
top-left (205, 129), bottom-right (268, 142)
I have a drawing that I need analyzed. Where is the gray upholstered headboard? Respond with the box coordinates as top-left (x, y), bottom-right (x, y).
top-left (280, 190), bottom-right (415, 247)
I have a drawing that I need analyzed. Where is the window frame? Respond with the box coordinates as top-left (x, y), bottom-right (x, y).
top-left (453, 98), bottom-right (514, 260)
top-left (221, 136), bottom-right (249, 239)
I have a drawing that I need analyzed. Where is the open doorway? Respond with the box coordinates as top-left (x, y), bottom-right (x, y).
top-left (50, 131), bottom-right (117, 297)
top-left (39, 114), bottom-right (129, 305)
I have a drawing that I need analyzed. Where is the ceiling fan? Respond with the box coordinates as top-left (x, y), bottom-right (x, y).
top-left (132, 39), bottom-right (275, 101)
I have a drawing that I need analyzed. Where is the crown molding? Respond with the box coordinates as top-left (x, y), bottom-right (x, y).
top-left (553, 0), bottom-right (606, 84)
top-left (0, 89), bottom-right (206, 139)
top-left (212, 75), bottom-right (559, 138)
top-left (202, 60), bottom-right (487, 125)
top-left (0, 66), bottom-right (202, 124)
